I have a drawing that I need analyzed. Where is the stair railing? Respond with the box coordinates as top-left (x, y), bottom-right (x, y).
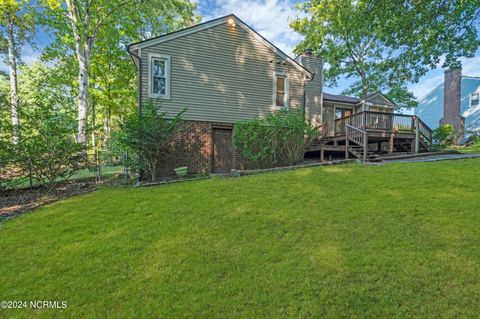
top-left (417, 118), bottom-right (433, 146)
top-left (346, 124), bottom-right (368, 162)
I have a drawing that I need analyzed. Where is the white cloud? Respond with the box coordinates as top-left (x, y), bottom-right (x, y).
top-left (0, 44), bottom-right (40, 73)
top-left (199, 0), bottom-right (304, 56)
top-left (460, 55), bottom-right (480, 77)
top-left (409, 54), bottom-right (480, 100)
top-left (409, 73), bottom-right (444, 100)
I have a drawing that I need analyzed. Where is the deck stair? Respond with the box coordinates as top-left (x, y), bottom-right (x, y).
top-left (308, 110), bottom-right (434, 162)
top-left (393, 140), bottom-right (412, 153)
top-left (349, 146), bottom-right (382, 162)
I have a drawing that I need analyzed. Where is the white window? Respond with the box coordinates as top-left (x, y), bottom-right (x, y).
top-left (470, 92), bottom-right (479, 107)
top-left (273, 73), bottom-right (288, 108)
top-left (148, 54), bottom-right (170, 99)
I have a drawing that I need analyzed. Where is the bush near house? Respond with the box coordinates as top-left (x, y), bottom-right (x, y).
top-left (111, 102), bottom-right (186, 181)
top-left (235, 110), bottom-right (319, 169)
top-left (433, 124), bottom-right (456, 149)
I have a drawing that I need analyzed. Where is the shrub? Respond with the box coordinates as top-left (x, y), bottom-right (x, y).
top-left (14, 109), bottom-right (86, 190)
top-left (465, 130), bottom-right (480, 146)
top-left (235, 110), bottom-right (319, 169)
top-left (433, 124), bottom-right (456, 149)
top-left (114, 101), bottom-right (186, 181)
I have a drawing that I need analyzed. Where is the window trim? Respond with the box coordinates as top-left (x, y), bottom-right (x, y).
top-left (273, 72), bottom-right (289, 109)
top-left (148, 53), bottom-right (171, 99)
top-left (334, 105), bottom-right (354, 119)
top-left (470, 92), bottom-right (479, 108)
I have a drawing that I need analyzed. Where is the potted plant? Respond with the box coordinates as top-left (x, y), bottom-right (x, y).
top-left (174, 166), bottom-right (188, 177)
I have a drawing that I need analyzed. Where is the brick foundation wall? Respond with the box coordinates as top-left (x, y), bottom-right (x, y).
top-left (150, 120), bottom-right (245, 179)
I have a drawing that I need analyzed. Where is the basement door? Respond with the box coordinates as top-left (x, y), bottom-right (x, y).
top-left (212, 128), bottom-right (233, 174)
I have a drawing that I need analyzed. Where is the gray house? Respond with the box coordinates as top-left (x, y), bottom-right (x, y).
top-left (128, 14), bottom-right (432, 177)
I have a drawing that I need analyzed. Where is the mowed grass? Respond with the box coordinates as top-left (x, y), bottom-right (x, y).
top-left (1, 159), bottom-right (480, 318)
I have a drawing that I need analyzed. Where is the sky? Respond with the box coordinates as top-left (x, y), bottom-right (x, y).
top-left (2, 0), bottom-right (479, 101)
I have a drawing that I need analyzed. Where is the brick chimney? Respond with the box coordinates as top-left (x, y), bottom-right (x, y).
top-left (296, 49), bottom-right (322, 126)
top-left (440, 68), bottom-right (464, 143)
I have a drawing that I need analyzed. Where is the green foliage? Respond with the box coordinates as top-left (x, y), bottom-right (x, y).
top-left (465, 130), bottom-right (480, 147)
top-left (0, 0), bottom-right (37, 54)
top-left (41, 0), bottom-right (198, 150)
top-left (433, 124), bottom-right (457, 149)
top-left (0, 108), bottom-right (13, 187)
top-left (18, 62), bottom-right (75, 114)
top-left (113, 101), bottom-right (185, 181)
top-left (12, 98), bottom-right (85, 190)
top-left (0, 71), bottom-right (9, 108)
top-left (103, 130), bottom-right (138, 172)
top-left (234, 119), bottom-right (275, 168)
top-left (235, 110), bottom-right (319, 169)
top-left (291, 0), bottom-right (479, 108)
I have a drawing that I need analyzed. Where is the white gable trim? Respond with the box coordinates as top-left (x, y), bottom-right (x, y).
top-left (360, 92), bottom-right (396, 107)
top-left (128, 15), bottom-right (312, 77)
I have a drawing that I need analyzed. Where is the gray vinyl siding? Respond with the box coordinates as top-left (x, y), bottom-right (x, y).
top-left (139, 22), bottom-right (306, 123)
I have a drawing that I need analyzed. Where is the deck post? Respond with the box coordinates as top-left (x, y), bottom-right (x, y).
top-left (363, 132), bottom-right (368, 162)
top-left (388, 133), bottom-right (394, 154)
top-left (345, 128), bottom-right (349, 159)
top-left (320, 144), bottom-right (325, 162)
top-left (414, 116), bottom-right (420, 154)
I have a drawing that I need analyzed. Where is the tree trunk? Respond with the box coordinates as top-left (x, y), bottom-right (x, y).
top-left (66, 0), bottom-right (90, 147)
top-left (91, 78), bottom-right (96, 148)
top-left (6, 16), bottom-right (19, 144)
top-left (77, 51), bottom-right (89, 146)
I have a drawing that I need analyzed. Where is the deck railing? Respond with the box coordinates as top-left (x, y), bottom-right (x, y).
top-left (316, 111), bottom-right (433, 146)
top-left (346, 124), bottom-right (368, 161)
top-left (333, 111), bottom-right (419, 135)
top-left (418, 117), bottom-right (433, 144)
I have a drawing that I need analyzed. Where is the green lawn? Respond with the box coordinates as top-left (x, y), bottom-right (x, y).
top-left (457, 145), bottom-right (480, 153)
top-left (1, 159), bottom-right (480, 318)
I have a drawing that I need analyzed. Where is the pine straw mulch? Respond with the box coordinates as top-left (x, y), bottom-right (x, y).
top-left (0, 180), bottom-right (98, 222)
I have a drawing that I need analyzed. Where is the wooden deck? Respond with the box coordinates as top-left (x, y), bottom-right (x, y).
top-left (309, 111), bottom-right (433, 162)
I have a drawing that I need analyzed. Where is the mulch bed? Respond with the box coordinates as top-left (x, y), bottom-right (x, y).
top-left (0, 181), bottom-right (98, 222)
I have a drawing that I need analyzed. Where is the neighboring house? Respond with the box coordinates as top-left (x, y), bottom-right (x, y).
top-left (415, 69), bottom-right (480, 143)
top-left (128, 14), bottom-right (432, 177)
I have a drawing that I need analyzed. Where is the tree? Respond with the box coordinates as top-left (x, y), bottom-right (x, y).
top-left (291, 0), bottom-right (480, 109)
top-left (0, 70), bottom-right (8, 108)
top-left (378, 0), bottom-right (480, 72)
top-left (43, 0), bottom-right (198, 147)
top-left (0, 0), bottom-right (36, 143)
top-left (115, 102), bottom-right (185, 181)
top-left (10, 62), bottom-right (83, 190)
top-left (15, 107), bottom-right (85, 191)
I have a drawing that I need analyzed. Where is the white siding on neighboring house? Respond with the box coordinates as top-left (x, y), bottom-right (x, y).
top-left (138, 22), bottom-right (307, 123)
